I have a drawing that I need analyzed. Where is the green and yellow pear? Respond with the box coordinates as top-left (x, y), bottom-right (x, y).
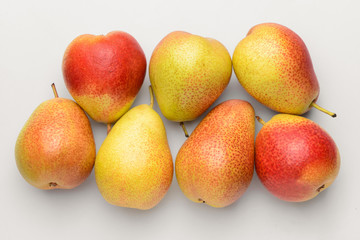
top-left (95, 87), bottom-right (173, 210)
top-left (149, 31), bottom-right (232, 122)
top-left (15, 84), bottom-right (96, 190)
top-left (232, 23), bottom-right (336, 117)
top-left (176, 99), bottom-right (255, 208)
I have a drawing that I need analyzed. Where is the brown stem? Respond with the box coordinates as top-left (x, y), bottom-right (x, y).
top-left (51, 83), bottom-right (59, 98)
top-left (256, 116), bottom-right (266, 125)
top-left (180, 122), bottom-right (189, 138)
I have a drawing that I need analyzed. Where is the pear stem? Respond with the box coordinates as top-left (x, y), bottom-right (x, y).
top-left (51, 83), bottom-right (59, 98)
top-left (180, 122), bottom-right (189, 138)
top-left (256, 116), bottom-right (266, 125)
top-left (310, 102), bottom-right (337, 118)
top-left (149, 85), bottom-right (154, 108)
top-left (107, 123), bottom-right (112, 135)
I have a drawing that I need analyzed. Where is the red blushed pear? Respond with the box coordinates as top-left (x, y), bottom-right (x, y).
top-left (232, 23), bottom-right (336, 117)
top-left (62, 31), bottom-right (146, 124)
top-left (15, 84), bottom-right (96, 190)
top-left (176, 100), bottom-right (255, 208)
top-left (255, 114), bottom-right (340, 202)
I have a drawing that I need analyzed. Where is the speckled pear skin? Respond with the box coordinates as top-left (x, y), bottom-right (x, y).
top-left (175, 100), bottom-right (255, 208)
top-left (232, 23), bottom-right (320, 115)
top-left (149, 31), bottom-right (232, 122)
top-left (15, 98), bottom-right (96, 190)
top-left (255, 114), bottom-right (340, 202)
top-left (62, 31), bottom-right (146, 123)
top-left (95, 104), bottom-right (173, 210)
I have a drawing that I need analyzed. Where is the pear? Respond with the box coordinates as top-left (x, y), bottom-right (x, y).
top-left (149, 31), bottom-right (232, 122)
top-left (15, 84), bottom-right (96, 190)
top-left (95, 87), bottom-right (173, 210)
top-left (62, 31), bottom-right (147, 124)
top-left (176, 100), bottom-right (255, 208)
top-left (255, 114), bottom-right (340, 202)
top-left (232, 23), bottom-right (336, 117)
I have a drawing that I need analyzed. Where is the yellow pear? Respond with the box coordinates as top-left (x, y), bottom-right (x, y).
top-left (149, 31), bottom-right (232, 122)
top-left (95, 87), bottom-right (173, 210)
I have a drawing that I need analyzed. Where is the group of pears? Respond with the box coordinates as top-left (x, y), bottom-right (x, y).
top-left (15, 23), bottom-right (340, 210)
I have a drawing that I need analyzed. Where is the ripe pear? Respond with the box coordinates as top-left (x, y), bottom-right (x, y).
top-left (149, 31), bottom-right (232, 122)
top-left (176, 100), bottom-right (255, 208)
top-left (62, 31), bottom-right (147, 124)
top-left (95, 87), bottom-right (173, 210)
top-left (255, 114), bottom-right (340, 202)
top-left (232, 23), bottom-right (336, 117)
top-left (15, 84), bottom-right (96, 190)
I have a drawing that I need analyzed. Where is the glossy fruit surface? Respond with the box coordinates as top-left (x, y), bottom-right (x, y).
top-left (63, 31), bottom-right (146, 123)
top-left (255, 114), bottom-right (340, 202)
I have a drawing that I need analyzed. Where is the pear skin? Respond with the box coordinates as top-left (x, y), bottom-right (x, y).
top-left (233, 23), bottom-right (335, 116)
top-left (95, 90), bottom-right (173, 210)
top-left (255, 114), bottom-right (340, 202)
top-left (62, 31), bottom-right (147, 123)
top-left (149, 31), bottom-right (232, 122)
top-left (15, 85), bottom-right (96, 190)
top-left (176, 100), bottom-right (255, 208)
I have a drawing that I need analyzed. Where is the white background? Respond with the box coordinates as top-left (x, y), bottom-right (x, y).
top-left (1, 0), bottom-right (360, 239)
